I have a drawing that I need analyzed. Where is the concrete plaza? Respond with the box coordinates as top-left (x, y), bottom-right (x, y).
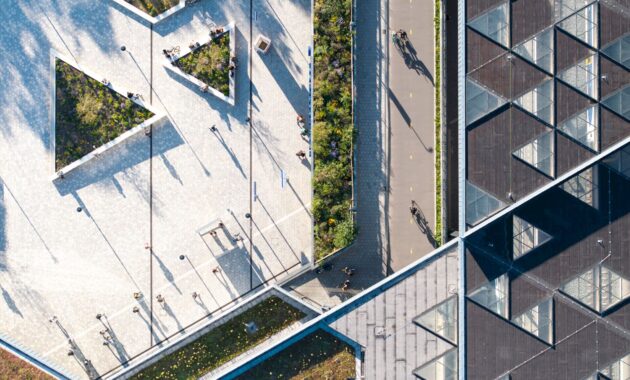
top-left (0, 0), bottom-right (311, 378)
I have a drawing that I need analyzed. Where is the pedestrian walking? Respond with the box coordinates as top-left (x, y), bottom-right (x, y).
top-left (210, 125), bottom-right (217, 132)
top-left (212, 266), bottom-right (221, 274)
top-left (297, 114), bottom-right (305, 126)
top-left (132, 306), bottom-right (140, 313)
top-left (156, 294), bottom-right (165, 304)
top-left (133, 292), bottom-right (142, 300)
top-left (296, 150), bottom-right (306, 159)
top-left (192, 291), bottom-right (199, 299)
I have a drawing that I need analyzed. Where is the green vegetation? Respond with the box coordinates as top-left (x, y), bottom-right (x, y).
top-left (55, 60), bottom-right (154, 171)
top-left (434, 0), bottom-right (443, 246)
top-left (130, 296), bottom-right (305, 380)
top-left (313, 0), bottom-right (355, 260)
top-left (235, 329), bottom-right (356, 380)
top-left (126, 0), bottom-right (179, 17)
top-left (177, 34), bottom-right (230, 97)
top-left (0, 348), bottom-right (53, 380)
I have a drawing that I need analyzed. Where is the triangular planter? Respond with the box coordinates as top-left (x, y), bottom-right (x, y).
top-left (163, 22), bottom-right (236, 106)
top-left (50, 50), bottom-right (166, 181)
top-left (111, 0), bottom-right (186, 25)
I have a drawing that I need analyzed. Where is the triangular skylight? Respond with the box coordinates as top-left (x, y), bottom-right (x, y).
top-left (601, 34), bottom-right (630, 69)
top-left (554, 0), bottom-right (595, 21)
top-left (513, 131), bottom-right (554, 177)
top-left (559, 55), bottom-right (599, 100)
top-left (513, 28), bottom-right (554, 73)
top-left (558, 4), bottom-right (598, 48)
top-left (414, 296), bottom-right (458, 344)
top-left (601, 85), bottom-right (630, 120)
top-left (560, 167), bottom-right (599, 207)
top-left (511, 298), bottom-right (554, 343)
top-left (512, 216), bottom-right (552, 259)
top-left (513, 79), bottom-right (554, 124)
top-left (599, 352), bottom-right (630, 380)
top-left (558, 54), bottom-right (598, 99)
top-left (603, 145), bottom-right (630, 180)
top-left (465, 181), bottom-right (507, 226)
top-left (558, 105), bottom-right (599, 151)
top-left (413, 348), bottom-right (458, 380)
top-left (468, 2), bottom-right (510, 48)
top-left (469, 274), bottom-right (509, 318)
top-left (560, 264), bottom-right (630, 313)
top-left (466, 78), bottom-right (507, 125)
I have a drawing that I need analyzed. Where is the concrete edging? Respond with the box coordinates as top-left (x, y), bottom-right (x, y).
top-left (163, 22), bottom-right (236, 106)
top-left (49, 49), bottom-right (167, 182)
top-left (111, 0), bottom-right (186, 25)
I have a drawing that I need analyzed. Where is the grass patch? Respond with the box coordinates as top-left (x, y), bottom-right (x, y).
top-left (130, 296), bottom-right (305, 380)
top-left (125, 0), bottom-right (180, 17)
top-left (434, 0), bottom-right (443, 246)
top-left (313, 0), bottom-right (355, 260)
top-left (177, 34), bottom-right (230, 97)
top-left (0, 348), bottom-right (53, 380)
top-left (235, 329), bottom-right (356, 380)
top-left (55, 60), bottom-right (154, 171)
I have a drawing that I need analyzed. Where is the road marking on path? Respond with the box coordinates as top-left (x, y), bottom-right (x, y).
top-left (410, 186), bottom-right (413, 192)
top-left (409, 29), bottom-right (413, 35)
top-left (410, 154), bottom-right (413, 160)
top-left (410, 92), bottom-right (413, 98)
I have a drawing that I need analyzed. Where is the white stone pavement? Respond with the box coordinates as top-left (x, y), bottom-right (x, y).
top-left (0, 0), bottom-right (311, 378)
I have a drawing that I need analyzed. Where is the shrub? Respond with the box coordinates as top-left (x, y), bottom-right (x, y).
top-left (313, 0), bottom-right (354, 259)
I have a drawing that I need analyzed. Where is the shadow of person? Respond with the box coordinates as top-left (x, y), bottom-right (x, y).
top-left (1, 286), bottom-right (23, 317)
top-left (403, 42), bottom-right (435, 85)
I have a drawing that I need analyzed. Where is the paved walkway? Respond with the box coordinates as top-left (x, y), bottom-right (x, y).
top-left (285, 0), bottom-right (437, 307)
top-left (0, 1), bottom-right (311, 378)
top-left (388, 0), bottom-right (437, 265)
top-left (284, 0), bottom-right (389, 307)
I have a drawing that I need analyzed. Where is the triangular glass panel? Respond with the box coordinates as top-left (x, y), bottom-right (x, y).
top-left (601, 34), bottom-right (630, 69)
top-left (512, 216), bottom-right (552, 259)
top-left (600, 352), bottom-right (630, 380)
top-left (558, 105), bottom-right (599, 151)
top-left (560, 167), bottom-right (600, 208)
top-left (468, 2), bottom-right (510, 48)
top-left (466, 78), bottom-right (507, 125)
top-left (601, 85), bottom-right (630, 120)
top-left (561, 266), bottom-right (599, 311)
top-left (511, 298), bottom-right (554, 343)
top-left (603, 144), bottom-right (630, 180)
top-left (468, 274), bottom-right (509, 318)
top-left (558, 54), bottom-right (598, 99)
top-left (465, 181), bottom-right (507, 226)
top-left (513, 79), bottom-right (554, 124)
top-left (560, 265), bottom-right (630, 313)
top-left (555, 0), bottom-right (595, 21)
top-left (558, 4), bottom-right (598, 48)
top-left (414, 296), bottom-right (458, 344)
top-left (513, 28), bottom-right (554, 73)
top-left (413, 348), bottom-right (458, 380)
top-left (600, 266), bottom-right (630, 311)
top-left (513, 131), bottom-right (554, 177)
